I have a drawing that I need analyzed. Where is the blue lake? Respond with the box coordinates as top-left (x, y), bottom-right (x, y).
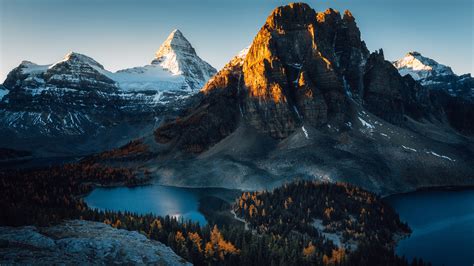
top-left (84, 185), bottom-right (240, 226)
top-left (386, 189), bottom-right (474, 266)
top-left (85, 184), bottom-right (473, 265)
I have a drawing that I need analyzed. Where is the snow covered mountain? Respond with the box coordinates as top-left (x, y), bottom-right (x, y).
top-left (150, 29), bottom-right (216, 91)
top-left (393, 51), bottom-right (454, 81)
top-left (114, 29), bottom-right (216, 94)
top-left (0, 29), bottom-right (216, 156)
top-left (393, 51), bottom-right (473, 100)
top-left (393, 51), bottom-right (474, 134)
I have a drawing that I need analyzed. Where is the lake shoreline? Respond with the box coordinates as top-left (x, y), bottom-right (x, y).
top-left (76, 179), bottom-right (152, 200)
top-left (382, 184), bottom-right (474, 198)
top-left (80, 180), bottom-right (474, 207)
top-left (385, 188), bottom-right (474, 266)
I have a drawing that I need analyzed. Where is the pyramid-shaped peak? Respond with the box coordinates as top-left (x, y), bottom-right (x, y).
top-left (170, 29), bottom-right (184, 38)
top-left (154, 29), bottom-right (196, 60)
top-left (397, 51), bottom-right (443, 68)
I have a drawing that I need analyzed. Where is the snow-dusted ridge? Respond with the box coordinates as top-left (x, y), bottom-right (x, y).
top-left (5, 30), bottom-right (216, 94)
top-left (110, 29), bottom-right (216, 92)
top-left (393, 51), bottom-right (473, 100)
top-left (0, 29), bottom-right (217, 139)
top-left (392, 51), bottom-right (454, 82)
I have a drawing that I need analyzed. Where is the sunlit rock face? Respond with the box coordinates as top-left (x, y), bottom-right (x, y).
top-left (155, 47), bottom-right (247, 154)
top-left (242, 4), bottom-right (342, 138)
top-left (127, 3), bottom-right (474, 194)
top-left (239, 5), bottom-right (373, 138)
top-left (155, 3), bottom-right (411, 151)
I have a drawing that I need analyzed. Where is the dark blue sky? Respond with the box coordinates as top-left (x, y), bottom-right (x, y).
top-left (1, 0), bottom-right (472, 81)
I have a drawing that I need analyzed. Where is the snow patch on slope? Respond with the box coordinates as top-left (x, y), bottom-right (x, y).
top-left (401, 145), bottom-right (417, 152)
top-left (358, 117), bottom-right (374, 129)
top-left (113, 64), bottom-right (185, 92)
top-left (20, 61), bottom-right (50, 75)
top-left (0, 88), bottom-right (9, 101)
top-left (302, 126), bottom-right (309, 139)
top-left (426, 151), bottom-right (455, 162)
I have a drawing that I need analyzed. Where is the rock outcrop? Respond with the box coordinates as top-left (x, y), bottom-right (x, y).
top-left (0, 220), bottom-right (190, 265)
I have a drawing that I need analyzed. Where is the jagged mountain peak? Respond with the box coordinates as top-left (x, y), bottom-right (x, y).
top-left (343, 9), bottom-right (354, 19)
top-left (265, 2), bottom-right (316, 31)
top-left (151, 29), bottom-right (198, 75)
top-left (151, 3), bottom-right (473, 194)
top-left (153, 29), bottom-right (196, 62)
top-left (147, 29), bottom-right (216, 88)
top-left (393, 51), bottom-right (454, 80)
top-left (394, 51), bottom-right (473, 102)
top-left (157, 2), bottom-right (375, 148)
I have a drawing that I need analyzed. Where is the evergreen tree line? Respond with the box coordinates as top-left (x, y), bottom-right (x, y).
top-left (0, 165), bottom-right (430, 265)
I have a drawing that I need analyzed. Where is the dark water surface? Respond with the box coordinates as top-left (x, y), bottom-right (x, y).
top-left (84, 185), bottom-right (240, 225)
top-left (85, 185), bottom-right (473, 265)
top-left (385, 189), bottom-right (474, 266)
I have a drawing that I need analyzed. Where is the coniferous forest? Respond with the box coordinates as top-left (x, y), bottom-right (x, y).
top-left (0, 163), bottom-right (431, 266)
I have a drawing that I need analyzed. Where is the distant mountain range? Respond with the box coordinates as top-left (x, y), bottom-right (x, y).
top-left (392, 51), bottom-right (474, 135)
top-left (0, 3), bottom-right (473, 195)
top-left (393, 51), bottom-right (473, 100)
top-left (0, 30), bottom-right (216, 156)
top-left (97, 3), bottom-right (472, 195)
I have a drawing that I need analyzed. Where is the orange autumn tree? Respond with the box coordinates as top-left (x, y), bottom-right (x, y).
top-left (204, 225), bottom-right (239, 261)
top-left (175, 231), bottom-right (188, 258)
top-left (303, 241), bottom-right (317, 259)
top-left (187, 232), bottom-right (203, 253)
top-left (323, 248), bottom-right (346, 265)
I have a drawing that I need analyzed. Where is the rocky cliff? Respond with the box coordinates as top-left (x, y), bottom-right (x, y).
top-left (155, 3), bottom-right (443, 152)
top-left (147, 3), bottom-right (473, 194)
top-left (0, 220), bottom-right (190, 265)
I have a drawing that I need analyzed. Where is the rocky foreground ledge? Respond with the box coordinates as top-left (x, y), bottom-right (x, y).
top-left (0, 220), bottom-right (190, 265)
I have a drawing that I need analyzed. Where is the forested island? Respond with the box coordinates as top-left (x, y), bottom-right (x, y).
top-left (0, 164), bottom-right (431, 265)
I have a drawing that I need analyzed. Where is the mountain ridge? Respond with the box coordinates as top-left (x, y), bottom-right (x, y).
top-left (0, 29), bottom-right (216, 156)
top-left (393, 51), bottom-right (474, 134)
top-left (125, 3), bottom-right (474, 195)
